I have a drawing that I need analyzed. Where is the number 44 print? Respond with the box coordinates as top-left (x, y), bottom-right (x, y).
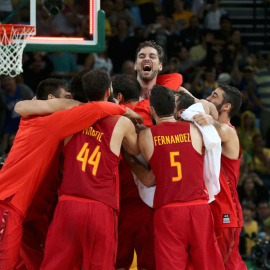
top-left (77, 143), bottom-right (101, 175)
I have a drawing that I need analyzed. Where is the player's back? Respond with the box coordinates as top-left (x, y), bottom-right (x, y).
top-left (149, 121), bottom-right (208, 208)
top-left (59, 116), bottom-right (121, 211)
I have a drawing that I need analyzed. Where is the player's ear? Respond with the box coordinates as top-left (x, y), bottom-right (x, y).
top-left (177, 109), bottom-right (185, 118)
top-left (117, 93), bottom-right (124, 103)
top-left (223, 103), bottom-right (231, 112)
top-left (47, 94), bottom-right (54, 99)
top-left (134, 61), bottom-right (137, 71)
top-left (105, 88), bottom-right (111, 99)
top-left (158, 63), bottom-right (163, 72)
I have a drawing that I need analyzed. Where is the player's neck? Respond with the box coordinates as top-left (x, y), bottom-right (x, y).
top-left (156, 116), bottom-right (176, 124)
top-left (218, 113), bottom-right (230, 124)
top-left (138, 77), bottom-right (157, 100)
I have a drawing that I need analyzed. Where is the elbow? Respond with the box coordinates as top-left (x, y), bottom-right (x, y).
top-left (14, 101), bottom-right (25, 116)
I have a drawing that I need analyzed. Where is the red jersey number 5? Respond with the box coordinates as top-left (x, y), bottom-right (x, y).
top-left (170, 151), bottom-right (182, 182)
top-left (76, 143), bottom-right (101, 175)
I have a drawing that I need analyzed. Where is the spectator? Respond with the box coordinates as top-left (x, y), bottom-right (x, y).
top-left (108, 18), bottom-right (131, 74)
top-left (145, 13), bottom-right (174, 63)
top-left (49, 52), bottom-right (78, 83)
top-left (247, 134), bottom-right (270, 181)
top-left (160, 55), bottom-right (181, 74)
top-left (254, 53), bottom-right (270, 142)
top-left (223, 30), bottom-right (249, 70)
top-left (124, 26), bottom-right (146, 61)
top-left (189, 29), bottom-right (214, 62)
top-left (176, 45), bottom-right (196, 75)
top-left (172, 0), bottom-right (194, 31)
top-left (255, 200), bottom-right (270, 234)
top-left (135, 0), bottom-right (156, 25)
top-left (0, 75), bottom-right (34, 153)
top-left (198, 0), bottom-right (228, 31)
top-left (84, 39), bottom-right (113, 74)
top-left (237, 173), bottom-right (268, 206)
top-left (192, 66), bottom-right (218, 99)
top-left (238, 65), bottom-right (261, 122)
top-left (213, 15), bottom-right (232, 47)
top-left (23, 52), bottom-right (54, 91)
top-left (109, 0), bottom-right (137, 35)
top-left (191, 0), bottom-right (204, 15)
top-left (121, 60), bottom-right (136, 76)
top-left (242, 202), bottom-right (259, 256)
top-left (237, 110), bottom-right (260, 154)
top-left (50, 1), bottom-right (84, 37)
top-left (180, 15), bottom-right (201, 49)
top-left (36, 4), bottom-right (55, 36)
top-left (101, 0), bottom-right (114, 37)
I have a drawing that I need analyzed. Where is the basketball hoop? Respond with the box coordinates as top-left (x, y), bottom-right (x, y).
top-left (0, 24), bottom-right (35, 77)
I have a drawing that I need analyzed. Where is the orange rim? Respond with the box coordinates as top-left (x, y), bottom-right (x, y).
top-left (0, 24), bottom-right (35, 35)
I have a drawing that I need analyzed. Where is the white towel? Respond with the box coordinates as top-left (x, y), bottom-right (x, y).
top-left (132, 154), bottom-right (155, 208)
top-left (181, 103), bottom-right (221, 202)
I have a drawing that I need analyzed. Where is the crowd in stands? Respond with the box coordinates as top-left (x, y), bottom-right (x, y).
top-left (1, 0), bottom-right (270, 260)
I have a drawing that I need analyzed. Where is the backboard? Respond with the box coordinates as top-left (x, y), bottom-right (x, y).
top-left (0, 0), bottom-right (105, 53)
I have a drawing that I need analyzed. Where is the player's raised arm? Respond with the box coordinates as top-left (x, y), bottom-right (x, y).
top-left (14, 99), bottom-right (81, 117)
top-left (123, 107), bottom-right (143, 124)
top-left (193, 112), bottom-right (231, 143)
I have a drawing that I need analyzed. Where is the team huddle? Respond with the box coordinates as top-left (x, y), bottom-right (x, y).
top-left (0, 41), bottom-right (247, 270)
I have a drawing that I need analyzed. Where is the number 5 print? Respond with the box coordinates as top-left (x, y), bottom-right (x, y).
top-left (170, 151), bottom-right (182, 182)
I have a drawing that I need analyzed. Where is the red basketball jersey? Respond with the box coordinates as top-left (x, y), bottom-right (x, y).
top-left (119, 155), bottom-right (140, 200)
top-left (210, 123), bottom-right (243, 227)
top-left (58, 116), bottom-right (121, 211)
top-left (149, 121), bottom-right (207, 209)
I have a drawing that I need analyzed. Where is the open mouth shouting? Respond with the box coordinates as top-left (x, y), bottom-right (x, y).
top-left (142, 62), bottom-right (152, 73)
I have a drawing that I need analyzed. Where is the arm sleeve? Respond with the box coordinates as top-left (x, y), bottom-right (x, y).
top-left (43, 101), bottom-right (127, 139)
top-left (156, 73), bottom-right (183, 90)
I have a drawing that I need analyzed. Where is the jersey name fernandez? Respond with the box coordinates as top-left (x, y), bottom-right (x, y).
top-left (153, 133), bottom-right (191, 146)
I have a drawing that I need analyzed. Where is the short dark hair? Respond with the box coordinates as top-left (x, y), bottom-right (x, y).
top-left (112, 74), bottom-right (140, 103)
top-left (70, 70), bottom-right (89, 102)
top-left (150, 85), bottom-right (175, 118)
top-left (135, 40), bottom-right (164, 63)
top-left (218, 83), bottom-right (242, 118)
top-left (36, 78), bottom-right (68, 100)
top-left (242, 201), bottom-right (256, 212)
top-left (175, 90), bottom-right (195, 111)
top-left (82, 69), bottom-right (111, 101)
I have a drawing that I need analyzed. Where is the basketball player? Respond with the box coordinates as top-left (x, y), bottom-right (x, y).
top-left (193, 83), bottom-right (248, 270)
top-left (0, 78), bottom-right (139, 270)
top-left (113, 75), bottom-right (156, 270)
top-left (40, 69), bottom-right (140, 269)
top-left (138, 85), bottom-right (225, 270)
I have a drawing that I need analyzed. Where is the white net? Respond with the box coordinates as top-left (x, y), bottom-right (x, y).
top-left (0, 24), bottom-right (35, 77)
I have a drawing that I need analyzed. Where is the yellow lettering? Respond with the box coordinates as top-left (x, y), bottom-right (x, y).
top-left (154, 136), bottom-right (158, 146)
top-left (161, 136), bottom-right (165, 145)
top-left (158, 136), bottom-right (161, 145)
top-left (98, 133), bottom-right (103, 142)
top-left (165, 136), bottom-right (171, 144)
top-left (171, 135), bottom-right (175, 144)
top-left (175, 135), bottom-right (180, 143)
top-left (187, 133), bottom-right (191, 142)
top-left (179, 134), bottom-right (184, 142)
